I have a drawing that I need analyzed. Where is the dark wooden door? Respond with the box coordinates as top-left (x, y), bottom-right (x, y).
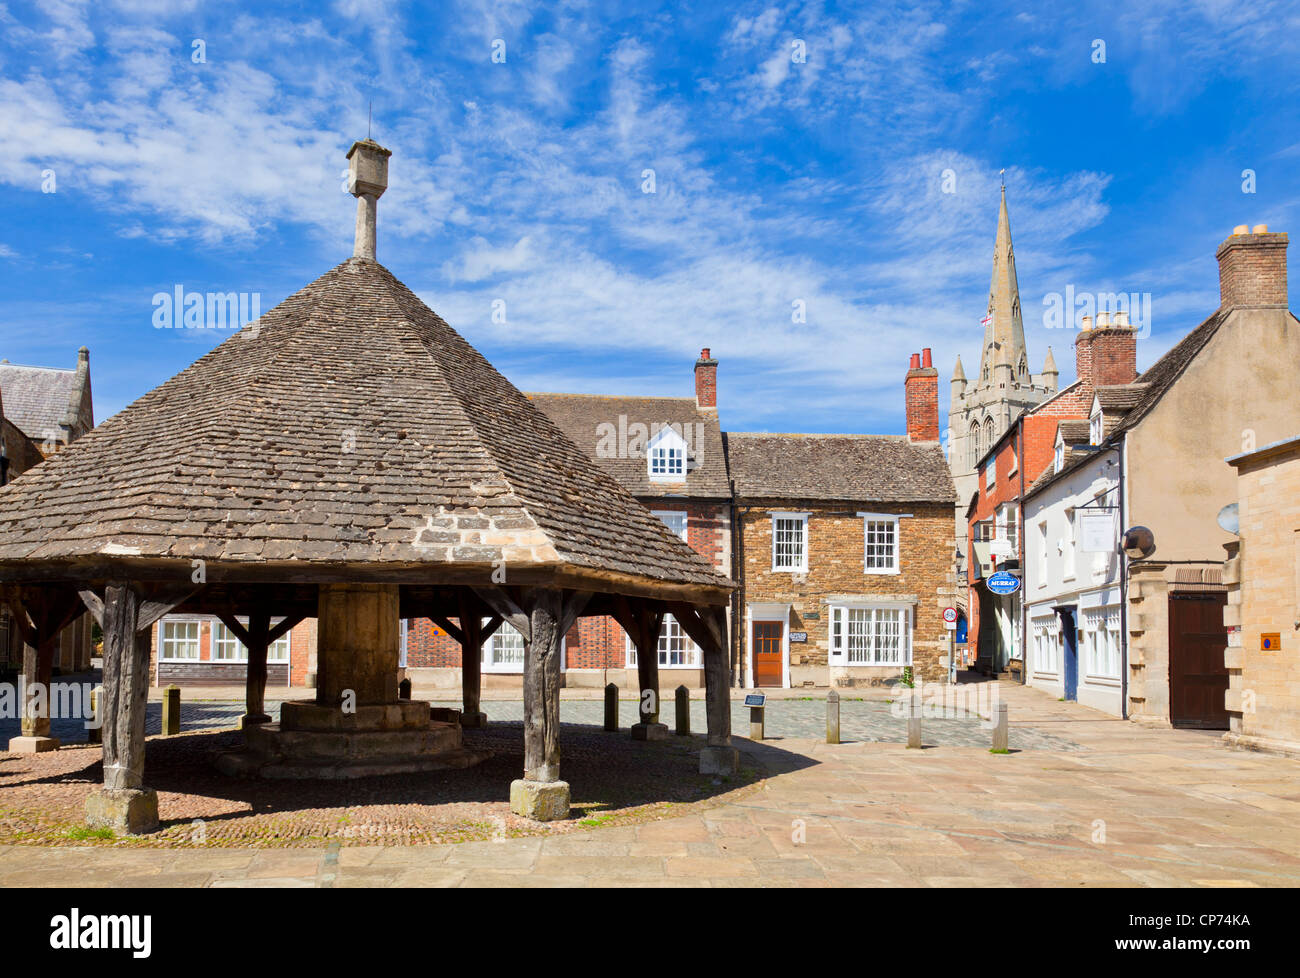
top-left (752, 621), bottom-right (783, 687)
top-left (1168, 593), bottom-right (1229, 729)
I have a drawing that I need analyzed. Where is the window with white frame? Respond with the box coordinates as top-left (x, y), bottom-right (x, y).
top-left (1008, 448), bottom-right (1018, 475)
top-left (1032, 614), bottom-right (1059, 673)
top-left (862, 514), bottom-right (900, 574)
top-left (1089, 410), bottom-right (1103, 446)
top-left (211, 620), bottom-right (291, 663)
top-left (1083, 606), bottom-right (1121, 678)
top-left (772, 513), bottom-right (808, 572)
top-left (1054, 437), bottom-right (1065, 473)
top-left (483, 620), bottom-right (526, 670)
top-left (159, 619), bottom-right (200, 661)
top-left (652, 510), bottom-right (688, 541)
top-left (646, 427), bottom-right (686, 482)
top-left (1000, 503), bottom-right (1019, 554)
top-left (626, 614), bottom-right (700, 668)
top-left (828, 605), bottom-right (911, 666)
top-left (985, 452), bottom-right (996, 485)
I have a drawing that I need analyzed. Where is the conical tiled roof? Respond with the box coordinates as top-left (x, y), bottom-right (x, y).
top-left (0, 257), bottom-right (729, 592)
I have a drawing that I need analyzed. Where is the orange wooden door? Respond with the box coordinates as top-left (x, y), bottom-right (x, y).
top-left (752, 621), bottom-right (783, 687)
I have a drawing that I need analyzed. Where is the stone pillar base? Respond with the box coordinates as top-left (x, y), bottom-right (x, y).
top-left (8, 735), bottom-right (60, 753)
top-left (699, 745), bottom-right (739, 775)
top-left (459, 711), bottom-right (488, 728)
top-left (239, 714), bottom-right (272, 729)
top-left (85, 788), bottom-right (159, 835)
top-left (630, 722), bottom-right (669, 742)
top-left (510, 779), bottom-right (570, 821)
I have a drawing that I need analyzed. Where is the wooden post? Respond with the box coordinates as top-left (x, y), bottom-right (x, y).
top-left (448, 593), bottom-right (495, 728)
top-left (86, 582), bottom-right (158, 834)
top-left (628, 601), bottom-right (667, 741)
top-left (508, 588), bottom-right (570, 820)
top-left (749, 703), bottom-right (765, 740)
top-left (88, 685), bottom-right (102, 744)
top-left (604, 682), bottom-right (618, 731)
top-left (826, 688), bottom-right (840, 744)
top-left (674, 684), bottom-right (690, 736)
top-left (696, 605), bottom-right (738, 775)
top-left (162, 685), bottom-right (181, 736)
top-left (244, 610), bottom-right (271, 725)
top-left (4, 586), bottom-right (84, 752)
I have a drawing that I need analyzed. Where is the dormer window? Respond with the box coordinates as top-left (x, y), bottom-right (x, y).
top-left (1089, 410), bottom-right (1103, 446)
top-left (1054, 437), bottom-right (1065, 474)
top-left (647, 426), bottom-right (687, 482)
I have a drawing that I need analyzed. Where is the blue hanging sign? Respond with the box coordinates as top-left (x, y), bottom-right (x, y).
top-left (987, 571), bottom-right (1022, 595)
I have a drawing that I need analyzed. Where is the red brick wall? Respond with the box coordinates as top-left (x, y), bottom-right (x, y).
top-left (905, 367), bottom-right (940, 442)
top-left (1075, 328), bottom-right (1138, 388)
top-left (694, 349), bottom-right (718, 409)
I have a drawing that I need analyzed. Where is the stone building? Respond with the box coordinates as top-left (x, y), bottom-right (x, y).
top-left (948, 187), bottom-right (1059, 554)
top-left (1117, 226), bottom-right (1300, 727)
top-left (728, 350), bottom-right (956, 687)
top-left (0, 348), bottom-right (96, 687)
top-left (1222, 434), bottom-right (1300, 756)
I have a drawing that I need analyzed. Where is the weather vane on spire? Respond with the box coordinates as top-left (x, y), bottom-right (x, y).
top-left (999, 168), bottom-right (1005, 190)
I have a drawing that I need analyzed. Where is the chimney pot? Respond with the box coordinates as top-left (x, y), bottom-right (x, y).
top-left (909, 353), bottom-right (920, 369)
top-left (1114, 311), bottom-right (1129, 328)
top-left (694, 348), bottom-right (718, 411)
top-left (1080, 315), bottom-right (1092, 330)
top-left (1233, 224), bottom-right (1250, 236)
top-left (1253, 224), bottom-right (1269, 234)
top-left (921, 347), bottom-right (933, 368)
top-left (904, 350), bottom-right (939, 442)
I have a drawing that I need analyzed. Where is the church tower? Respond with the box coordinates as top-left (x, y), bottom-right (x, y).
top-left (948, 185), bottom-right (1058, 543)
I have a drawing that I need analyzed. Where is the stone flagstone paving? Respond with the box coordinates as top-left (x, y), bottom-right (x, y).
top-left (2, 682), bottom-right (1296, 886)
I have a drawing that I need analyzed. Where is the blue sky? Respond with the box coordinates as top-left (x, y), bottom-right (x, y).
top-left (1, 0), bottom-right (1298, 445)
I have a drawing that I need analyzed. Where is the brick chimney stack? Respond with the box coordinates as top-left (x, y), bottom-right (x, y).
top-left (1074, 314), bottom-right (1138, 391)
top-left (905, 347), bottom-right (940, 443)
top-left (1217, 225), bottom-right (1289, 310)
top-left (694, 347), bottom-right (718, 411)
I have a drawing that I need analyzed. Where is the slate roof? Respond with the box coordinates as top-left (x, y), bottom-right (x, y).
top-left (1093, 383), bottom-right (1149, 412)
top-left (725, 433), bottom-right (955, 504)
top-left (0, 258), bottom-right (729, 591)
top-left (1055, 419), bottom-right (1091, 445)
top-left (527, 393), bottom-right (729, 499)
top-left (0, 359), bottom-right (89, 443)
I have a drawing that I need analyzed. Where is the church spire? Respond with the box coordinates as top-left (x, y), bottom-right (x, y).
top-left (977, 184), bottom-right (1030, 387)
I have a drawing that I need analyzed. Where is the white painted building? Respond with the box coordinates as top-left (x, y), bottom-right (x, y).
top-left (1022, 438), bottom-right (1126, 716)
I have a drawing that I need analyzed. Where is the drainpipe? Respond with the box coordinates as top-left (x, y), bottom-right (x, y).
top-left (730, 488), bottom-right (744, 688)
top-left (1117, 439), bottom-right (1129, 720)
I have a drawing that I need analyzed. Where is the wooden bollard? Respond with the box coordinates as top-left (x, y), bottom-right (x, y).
top-left (749, 704), bottom-right (765, 741)
top-left (992, 702), bottom-right (1009, 752)
top-left (398, 677), bottom-right (412, 700)
top-left (907, 693), bottom-right (922, 749)
top-left (674, 685), bottom-right (690, 736)
top-left (162, 685), bottom-right (181, 736)
top-left (826, 689), bottom-right (840, 744)
top-left (88, 685), bottom-right (102, 744)
top-left (604, 683), bottom-right (618, 731)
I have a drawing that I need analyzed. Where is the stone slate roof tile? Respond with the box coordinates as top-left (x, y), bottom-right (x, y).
top-left (1093, 383), bottom-right (1149, 412)
top-left (725, 432), bottom-right (955, 504)
top-left (527, 393), bottom-right (729, 499)
top-left (1055, 419), bottom-right (1091, 445)
top-left (0, 363), bottom-right (81, 442)
top-left (0, 258), bottom-right (729, 590)
top-left (1110, 310), bottom-right (1228, 436)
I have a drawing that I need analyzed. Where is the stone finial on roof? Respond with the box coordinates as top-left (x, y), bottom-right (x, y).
top-left (347, 138), bottom-right (392, 260)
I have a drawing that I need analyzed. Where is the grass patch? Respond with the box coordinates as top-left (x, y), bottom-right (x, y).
top-left (64, 826), bottom-right (115, 842)
top-left (989, 748), bottom-right (1011, 755)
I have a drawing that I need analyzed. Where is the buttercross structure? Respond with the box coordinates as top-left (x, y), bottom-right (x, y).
top-left (0, 139), bottom-right (737, 834)
top-left (948, 187), bottom-right (1059, 546)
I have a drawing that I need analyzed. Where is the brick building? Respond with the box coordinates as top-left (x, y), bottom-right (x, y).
top-left (147, 615), bottom-right (316, 690)
top-left (1223, 434), bottom-right (1300, 756)
top-left (966, 315), bottom-right (1139, 674)
top-left (728, 350), bottom-right (956, 687)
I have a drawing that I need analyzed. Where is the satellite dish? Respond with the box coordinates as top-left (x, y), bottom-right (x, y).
top-left (1217, 503), bottom-right (1239, 536)
top-left (1122, 526), bottom-right (1156, 559)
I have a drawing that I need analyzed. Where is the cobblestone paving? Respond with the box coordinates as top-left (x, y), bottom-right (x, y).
top-left (4, 696), bottom-right (1084, 752)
